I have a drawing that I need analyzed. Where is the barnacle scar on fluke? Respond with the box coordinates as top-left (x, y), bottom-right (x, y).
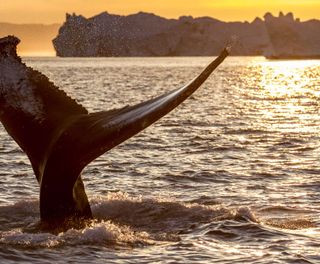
top-left (0, 35), bottom-right (228, 228)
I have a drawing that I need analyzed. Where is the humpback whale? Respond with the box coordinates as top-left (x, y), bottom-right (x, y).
top-left (0, 35), bottom-right (229, 227)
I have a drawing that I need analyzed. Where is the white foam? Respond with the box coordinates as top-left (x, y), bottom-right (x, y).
top-left (63, 220), bottom-right (150, 245)
top-left (0, 193), bottom-right (260, 248)
top-left (234, 206), bottom-right (258, 222)
top-left (0, 230), bottom-right (60, 248)
top-left (0, 220), bottom-right (151, 248)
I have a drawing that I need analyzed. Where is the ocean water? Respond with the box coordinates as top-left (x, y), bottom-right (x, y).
top-left (0, 56), bottom-right (320, 263)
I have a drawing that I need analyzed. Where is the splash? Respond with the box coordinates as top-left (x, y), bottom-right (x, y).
top-left (1, 192), bottom-right (317, 249)
top-left (0, 192), bottom-right (256, 248)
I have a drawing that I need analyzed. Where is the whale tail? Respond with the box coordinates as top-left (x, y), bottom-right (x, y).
top-left (0, 36), bottom-right (228, 224)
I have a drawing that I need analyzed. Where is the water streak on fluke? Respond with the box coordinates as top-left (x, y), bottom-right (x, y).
top-left (225, 35), bottom-right (239, 54)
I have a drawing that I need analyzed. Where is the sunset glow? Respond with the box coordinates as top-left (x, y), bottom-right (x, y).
top-left (1, 0), bottom-right (319, 24)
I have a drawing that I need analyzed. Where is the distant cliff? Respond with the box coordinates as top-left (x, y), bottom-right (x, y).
top-left (53, 12), bottom-right (320, 57)
top-left (264, 12), bottom-right (320, 59)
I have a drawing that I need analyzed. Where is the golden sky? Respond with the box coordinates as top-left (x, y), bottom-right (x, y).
top-left (1, 0), bottom-right (319, 24)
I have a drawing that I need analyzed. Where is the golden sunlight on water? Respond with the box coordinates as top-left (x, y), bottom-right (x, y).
top-left (255, 59), bottom-right (320, 134)
top-left (0, 57), bottom-right (319, 263)
top-left (261, 60), bottom-right (316, 98)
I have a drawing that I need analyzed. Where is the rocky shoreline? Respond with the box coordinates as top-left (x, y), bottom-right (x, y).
top-left (53, 12), bottom-right (320, 57)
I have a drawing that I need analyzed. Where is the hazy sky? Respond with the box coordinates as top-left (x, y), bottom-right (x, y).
top-left (1, 0), bottom-right (319, 24)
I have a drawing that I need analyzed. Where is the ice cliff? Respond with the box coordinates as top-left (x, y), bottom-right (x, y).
top-left (53, 12), bottom-right (320, 57)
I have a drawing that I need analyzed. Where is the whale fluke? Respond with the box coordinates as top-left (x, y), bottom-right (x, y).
top-left (0, 35), bottom-right (228, 226)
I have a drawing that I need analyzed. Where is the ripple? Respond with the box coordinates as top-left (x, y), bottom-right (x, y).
top-left (0, 57), bottom-right (319, 263)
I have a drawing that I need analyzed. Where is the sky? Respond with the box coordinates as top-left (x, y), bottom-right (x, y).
top-left (1, 0), bottom-right (319, 24)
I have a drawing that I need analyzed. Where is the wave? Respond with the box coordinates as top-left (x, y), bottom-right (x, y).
top-left (0, 192), bottom-right (317, 248)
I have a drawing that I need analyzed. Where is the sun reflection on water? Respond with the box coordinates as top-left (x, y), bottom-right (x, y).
top-left (254, 59), bottom-right (320, 134)
top-left (1, 56), bottom-right (318, 263)
top-left (260, 60), bottom-right (317, 98)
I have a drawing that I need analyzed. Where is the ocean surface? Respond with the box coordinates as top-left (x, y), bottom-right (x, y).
top-left (0, 56), bottom-right (319, 263)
